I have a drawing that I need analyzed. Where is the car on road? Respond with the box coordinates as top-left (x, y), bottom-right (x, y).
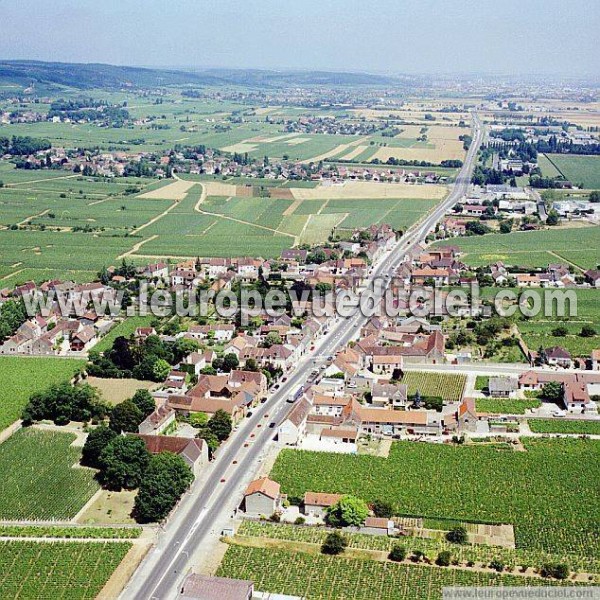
top-left (268, 422), bottom-right (276, 428)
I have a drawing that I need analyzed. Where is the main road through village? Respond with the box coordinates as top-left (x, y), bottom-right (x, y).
top-left (123, 114), bottom-right (484, 600)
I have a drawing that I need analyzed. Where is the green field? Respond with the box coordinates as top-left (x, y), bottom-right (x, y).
top-left (514, 288), bottom-right (600, 357)
top-left (217, 545), bottom-right (577, 600)
top-left (434, 226), bottom-right (600, 270)
top-left (0, 525), bottom-right (141, 539)
top-left (476, 398), bottom-right (541, 414)
top-left (0, 172), bottom-right (440, 278)
top-left (528, 419), bottom-right (600, 436)
top-left (0, 540), bottom-right (130, 599)
top-left (541, 154), bottom-right (600, 189)
top-left (400, 371), bottom-right (466, 402)
top-left (93, 316), bottom-right (155, 353)
top-left (270, 439), bottom-right (600, 558)
top-left (0, 429), bottom-right (100, 520)
top-left (0, 357), bottom-right (85, 432)
top-left (237, 520), bottom-right (600, 577)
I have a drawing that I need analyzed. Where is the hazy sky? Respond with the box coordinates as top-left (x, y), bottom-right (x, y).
top-left (1, 0), bottom-right (597, 76)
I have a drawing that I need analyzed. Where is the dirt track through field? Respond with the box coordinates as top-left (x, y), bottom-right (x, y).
top-left (138, 179), bottom-right (196, 200)
top-left (191, 184), bottom-right (295, 238)
top-left (118, 235), bottom-right (159, 260)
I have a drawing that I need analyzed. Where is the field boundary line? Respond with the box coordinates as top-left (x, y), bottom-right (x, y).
top-left (6, 174), bottom-right (79, 187)
top-left (547, 250), bottom-right (585, 273)
top-left (118, 235), bottom-right (159, 260)
top-left (0, 268), bottom-right (24, 282)
top-left (17, 208), bottom-right (50, 226)
top-left (130, 200), bottom-right (178, 235)
top-left (543, 153), bottom-right (567, 179)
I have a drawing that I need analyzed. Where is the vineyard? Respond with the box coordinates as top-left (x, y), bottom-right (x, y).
top-left (475, 398), bottom-right (541, 415)
top-left (238, 521), bottom-right (600, 575)
top-left (528, 420), bottom-right (600, 436)
top-left (400, 371), bottom-right (466, 402)
top-left (0, 429), bottom-right (99, 520)
top-left (270, 439), bottom-right (600, 558)
top-left (0, 357), bottom-right (85, 432)
top-left (217, 545), bottom-right (577, 600)
top-left (0, 525), bottom-right (141, 539)
top-left (0, 540), bottom-right (130, 599)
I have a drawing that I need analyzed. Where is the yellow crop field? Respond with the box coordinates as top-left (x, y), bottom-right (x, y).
top-left (291, 181), bottom-right (447, 200)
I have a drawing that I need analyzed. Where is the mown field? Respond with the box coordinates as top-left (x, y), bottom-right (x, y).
top-left (217, 545), bottom-right (578, 600)
top-left (400, 371), bottom-right (466, 402)
top-left (0, 357), bottom-right (85, 432)
top-left (541, 154), bottom-right (600, 189)
top-left (0, 540), bottom-right (130, 599)
top-left (528, 419), bottom-right (600, 436)
top-left (433, 226), bottom-right (600, 270)
top-left (0, 429), bottom-right (99, 520)
top-left (269, 439), bottom-right (600, 558)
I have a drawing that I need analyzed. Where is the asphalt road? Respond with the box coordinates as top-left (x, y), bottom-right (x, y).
top-left (125, 114), bottom-right (484, 600)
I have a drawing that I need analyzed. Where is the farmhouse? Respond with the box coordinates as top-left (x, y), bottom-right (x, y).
top-left (136, 434), bottom-right (208, 475)
top-left (243, 477), bottom-right (284, 517)
top-left (488, 376), bottom-right (518, 398)
top-left (278, 397), bottom-right (312, 446)
top-left (138, 405), bottom-right (176, 435)
top-left (303, 492), bottom-right (342, 519)
top-left (179, 574), bottom-right (253, 600)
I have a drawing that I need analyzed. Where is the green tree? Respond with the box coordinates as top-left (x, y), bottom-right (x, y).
top-left (552, 326), bottom-right (568, 337)
top-left (133, 452), bottom-right (193, 523)
top-left (109, 399), bottom-right (143, 433)
top-left (321, 531), bottom-right (348, 555)
top-left (588, 190), bottom-right (600, 203)
top-left (541, 381), bottom-right (563, 402)
top-left (131, 389), bottom-right (156, 418)
top-left (388, 545), bottom-right (407, 562)
top-left (196, 427), bottom-right (220, 457)
top-left (81, 425), bottom-right (117, 468)
top-left (499, 220), bottom-right (513, 234)
top-left (152, 358), bottom-right (171, 381)
top-left (489, 558), bottom-right (505, 572)
top-left (580, 325), bottom-right (596, 338)
top-left (540, 562), bottom-right (569, 580)
top-left (263, 332), bottom-right (282, 348)
top-left (99, 436), bottom-right (150, 490)
top-left (326, 495), bottom-right (369, 527)
top-left (222, 353), bottom-right (239, 372)
top-left (207, 409), bottom-right (232, 441)
top-left (546, 210), bottom-right (560, 226)
top-left (436, 550), bottom-right (452, 566)
top-left (446, 526), bottom-right (468, 545)
top-left (371, 499), bottom-right (395, 518)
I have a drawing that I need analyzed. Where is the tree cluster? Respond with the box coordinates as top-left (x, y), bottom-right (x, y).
top-left (88, 334), bottom-right (175, 382)
top-left (81, 428), bottom-right (193, 522)
top-left (22, 383), bottom-right (108, 426)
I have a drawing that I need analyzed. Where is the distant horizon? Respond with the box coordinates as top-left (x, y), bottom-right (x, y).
top-left (1, 0), bottom-right (597, 80)
top-left (2, 57), bottom-right (599, 84)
